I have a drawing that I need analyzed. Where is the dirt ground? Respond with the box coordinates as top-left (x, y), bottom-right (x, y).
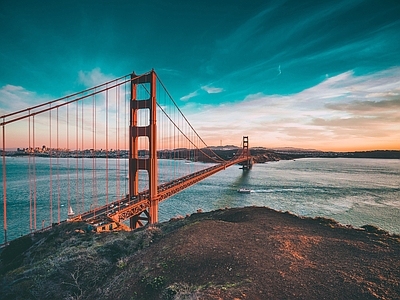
top-left (116, 207), bottom-right (400, 299)
top-left (1, 206), bottom-right (400, 299)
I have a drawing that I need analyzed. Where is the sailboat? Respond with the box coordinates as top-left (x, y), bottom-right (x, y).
top-left (67, 206), bottom-right (75, 218)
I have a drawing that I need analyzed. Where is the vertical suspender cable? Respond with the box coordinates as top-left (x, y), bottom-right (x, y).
top-left (115, 84), bottom-right (118, 199)
top-left (145, 84), bottom-right (150, 191)
top-left (158, 99), bottom-right (162, 183)
top-left (158, 88), bottom-right (161, 183)
top-left (2, 121), bottom-right (7, 243)
top-left (124, 78), bottom-right (129, 194)
top-left (116, 83), bottom-right (120, 199)
top-left (57, 107), bottom-right (60, 223)
top-left (135, 84), bottom-right (139, 192)
top-left (105, 88), bottom-right (109, 206)
top-left (94, 91), bottom-right (97, 207)
top-left (49, 108), bottom-right (53, 226)
top-left (28, 115), bottom-right (32, 231)
top-left (81, 101), bottom-right (84, 212)
top-left (173, 106), bottom-right (176, 177)
top-left (170, 104), bottom-right (173, 175)
top-left (67, 104), bottom-right (71, 218)
top-left (76, 102), bottom-right (79, 214)
top-left (33, 115), bottom-right (36, 230)
top-left (169, 95), bottom-right (172, 182)
top-left (92, 91), bottom-right (95, 211)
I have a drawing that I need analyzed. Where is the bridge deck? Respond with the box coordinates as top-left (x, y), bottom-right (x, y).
top-left (72, 156), bottom-right (250, 226)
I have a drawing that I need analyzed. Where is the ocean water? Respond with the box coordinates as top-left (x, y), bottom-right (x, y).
top-left (159, 158), bottom-right (400, 235)
top-left (1, 157), bottom-right (399, 243)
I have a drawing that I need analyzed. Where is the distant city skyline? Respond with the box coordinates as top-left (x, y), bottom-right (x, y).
top-left (1, 1), bottom-right (399, 151)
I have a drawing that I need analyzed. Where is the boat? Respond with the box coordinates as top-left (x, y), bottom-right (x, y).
top-left (67, 206), bottom-right (75, 218)
top-left (237, 188), bottom-right (251, 194)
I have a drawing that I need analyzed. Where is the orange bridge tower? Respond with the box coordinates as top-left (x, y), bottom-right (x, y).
top-left (241, 136), bottom-right (253, 170)
top-left (129, 70), bottom-right (159, 228)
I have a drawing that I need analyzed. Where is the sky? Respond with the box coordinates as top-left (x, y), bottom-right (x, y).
top-left (1, 0), bottom-right (399, 151)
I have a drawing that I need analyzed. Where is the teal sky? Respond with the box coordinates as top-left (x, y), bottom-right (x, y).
top-left (1, 0), bottom-right (399, 150)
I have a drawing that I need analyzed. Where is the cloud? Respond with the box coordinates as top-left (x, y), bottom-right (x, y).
top-left (157, 68), bottom-right (183, 77)
top-left (180, 84), bottom-right (224, 101)
top-left (78, 68), bottom-right (114, 88)
top-left (183, 67), bottom-right (400, 150)
top-left (201, 85), bottom-right (224, 94)
top-left (0, 69), bottom-right (120, 117)
top-left (326, 99), bottom-right (400, 112)
top-left (180, 90), bottom-right (199, 101)
top-left (0, 84), bottom-right (44, 115)
top-left (366, 92), bottom-right (399, 98)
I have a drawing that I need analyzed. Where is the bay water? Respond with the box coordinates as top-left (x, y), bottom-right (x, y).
top-left (1, 157), bottom-right (399, 244)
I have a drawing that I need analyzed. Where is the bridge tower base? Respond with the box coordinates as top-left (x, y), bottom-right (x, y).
top-left (129, 70), bottom-right (158, 229)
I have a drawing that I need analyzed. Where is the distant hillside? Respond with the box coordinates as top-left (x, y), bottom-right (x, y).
top-left (252, 148), bottom-right (400, 160)
top-left (209, 147), bottom-right (400, 162)
top-left (269, 147), bottom-right (322, 152)
top-left (1, 207), bottom-right (399, 299)
top-left (342, 150), bottom-right (400, 159)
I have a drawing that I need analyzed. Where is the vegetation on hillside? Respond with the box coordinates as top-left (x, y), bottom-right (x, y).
top-left (1, 207), bottom-right (400, 299)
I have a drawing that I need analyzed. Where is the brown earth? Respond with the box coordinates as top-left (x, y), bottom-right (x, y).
top-left (1, 206), bottom-right (400, 299)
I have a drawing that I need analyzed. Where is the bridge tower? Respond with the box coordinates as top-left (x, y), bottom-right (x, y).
top-left (241, 136), bottom-right (253, 170)
top-left (129, 70), bottom-right (159, 228)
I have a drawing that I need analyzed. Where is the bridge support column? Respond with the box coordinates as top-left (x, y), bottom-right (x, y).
top-left (129, 70), bottom-right (158, 228)
top-left (149, 200), bottom-right (158, 224)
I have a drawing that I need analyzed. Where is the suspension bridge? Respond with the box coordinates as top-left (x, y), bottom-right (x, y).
top-left (0, 70), bottom-right (252, 244)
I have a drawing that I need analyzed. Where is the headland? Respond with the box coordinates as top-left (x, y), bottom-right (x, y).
top-left (1, 206), bottom-right (399, 299)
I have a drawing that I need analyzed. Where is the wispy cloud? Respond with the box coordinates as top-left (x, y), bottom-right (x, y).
top-left (180, 90), bottom-right (199, 101)
top-left (78, 68), bottom-right (115, 88)
top-left (201, 85), bottom-right (224, 94)
top-left (0, 84), bottom-right (44, 115)
top-left (181, 84), bottom-right (224, 101)
top-left (326, 99), bottom-right (400, 112)
top-left (157, 68), bottom-right (183, 77)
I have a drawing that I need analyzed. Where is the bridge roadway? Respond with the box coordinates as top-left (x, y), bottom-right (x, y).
top-left (72, 156), bottom-right (250, 225)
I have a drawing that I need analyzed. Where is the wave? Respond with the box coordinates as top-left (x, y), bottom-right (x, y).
top-left (252, 188), bottom-right (306, 193)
